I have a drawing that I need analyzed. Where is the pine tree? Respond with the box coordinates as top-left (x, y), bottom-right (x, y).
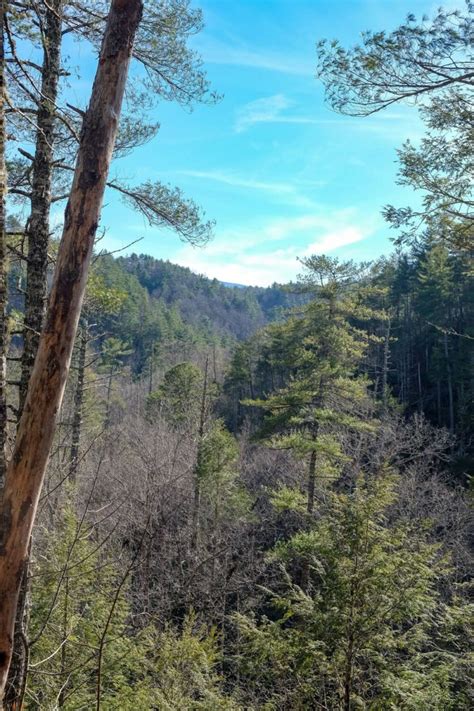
top-left (235, 474), bottom-right (472, 710)
top-left (245, 256), bottom-right (381, 514)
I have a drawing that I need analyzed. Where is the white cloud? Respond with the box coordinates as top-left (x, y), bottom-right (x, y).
top-left (173, 210), bottom-right (379, 286)
top-left (176, 247), bottom-right (299, 287)
top-left (234, 94), bottom-right (319, 133)
top-left (305, 226), bottom-right (367, 254)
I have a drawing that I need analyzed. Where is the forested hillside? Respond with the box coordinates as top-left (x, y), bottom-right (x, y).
top-left (0, 2), bottom-right (472, 710)
top-left (116, 253), bottom-right (301, 339)
top-left (72, 251), bottom-right (304, 375)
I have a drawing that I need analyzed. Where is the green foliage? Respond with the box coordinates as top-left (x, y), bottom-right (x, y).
top-left (94, 254), bottom-right (202, 374)
top-left (242, 257), bottom-right (382, 503)
top-left (197, 420), bottom-right (251, 523)
top-left (85, 272), bottom-right (127, 318)
top-left (100, 336), bottom-right (133, 368)
top-left (117, 253), bottom-right (302, 342)
top-left (269, 485), bottom-right (307, 514)
top-left (370, 239), bottom-right (473, 451)
top-left (28, 507), bottom-right (242, 709)
top-left (27, 505), bottom-right (155, 709)
top-left (317, 5), bottom-right (473, 116)
top-left (235, 474), bottom-right (472, 710)
top-left (146, 361), bottom-right (204, 427)
top-left (317, 3), bottom-right (473, 248)
top-left (118, 181), bottom-right (214, 246)
top-left (150, 614), bottom-right (242, 710)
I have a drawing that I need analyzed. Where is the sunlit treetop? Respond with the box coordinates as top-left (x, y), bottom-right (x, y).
top-left (317, 2), bottom-right (474, 115)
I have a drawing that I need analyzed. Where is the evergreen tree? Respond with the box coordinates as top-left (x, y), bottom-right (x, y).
top-left (235, 474), bottom-right (471, 710)
top-left (245, 256), bottom-right (381, 514)
top-left (146, 361), bottom-right (205, 429)
top-left (28, 503), bottom-right (155, 709)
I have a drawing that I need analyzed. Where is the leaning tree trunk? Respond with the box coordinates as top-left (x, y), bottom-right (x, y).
top-left (0, 0), bottom-right (143, 697)
top-left (19, 0), bottom-right (63, 414)
top-left (0, 0), bottom-right (7, 486)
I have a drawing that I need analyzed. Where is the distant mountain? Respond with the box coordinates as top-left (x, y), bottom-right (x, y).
top-left (113, 253), bottom-right (304, 341)
top-left (85, 252), bottom-right (309, 374)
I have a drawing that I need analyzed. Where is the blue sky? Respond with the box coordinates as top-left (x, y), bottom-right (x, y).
top-left (69, 0), bottom-right (463, 286)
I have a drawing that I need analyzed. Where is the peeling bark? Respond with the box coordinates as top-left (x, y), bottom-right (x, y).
top-left (0, 0), bottom-right (143, 697)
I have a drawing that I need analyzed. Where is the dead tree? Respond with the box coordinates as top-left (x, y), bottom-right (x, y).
top-left (0, 0), bottom-right (143, 697)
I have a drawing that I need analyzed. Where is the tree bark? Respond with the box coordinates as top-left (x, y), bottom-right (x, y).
top-left (10, 10), bottom-right (68, 698)
top-left (3, 547), bottom-right (29, 711)
top-left (0, 0), bottom-right (143, 697)
top-left (0, 0), bottom-right (7, 486)
top-left (69, 320), bottom-right (87, 482)
top-left (19, 0), bottom-right (63, 414)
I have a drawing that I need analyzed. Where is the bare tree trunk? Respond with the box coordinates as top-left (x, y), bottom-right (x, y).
top-left (444, 332), bottom-right (455, 434)
top-left (191, 355), bottom-right (209, 550)
top-left (381, 317), bottom-right (390, 411)
top-left (148, 341), bottom-right (155, 394)
top-left (343, 634), bottom-right (354, 711)
top-left (0, 10), bottom-right (31, 705)
top-left (104, 364), bottom-right (115, 430)
top-left (0, 0), bottom-right (7, 486)
top-left (19, 0), bottom-right (63, 414)
top-left (434, 379), bottom-right (441, 424)
top-left (3, 545), bottom-right (29, 711)
top-left (69, 320), bottom-right (87, 481)
top-left (301, 438), bottom-right (318, 591)
top-left (417, 360), bottom-right (423, 413)
top-left (57, 574), bottom-right (69, 708)
top-left (9, 4), bottom-right (73, 700)
top-left (0, 0), bottom-right (143, 696)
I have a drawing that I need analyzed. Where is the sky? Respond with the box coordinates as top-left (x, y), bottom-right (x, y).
top-left (64, 0), bottom-right (463, 286)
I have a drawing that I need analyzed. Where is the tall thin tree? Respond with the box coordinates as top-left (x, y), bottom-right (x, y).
top-left (0, 0), bottom-right (143, 696)
top-left (19, 0), bottom-right (63, 413)
top-left (0, 0), bottom-right (7, 486)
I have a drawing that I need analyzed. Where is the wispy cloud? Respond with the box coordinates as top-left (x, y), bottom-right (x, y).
top-left (176, 169), bottom-right (325, 208)
top-left (234, 95), bottom-right (423, 140)
top-left (178, 169), bottom-right (297, 195)
top-left (234, 94), bottom-right (319, 133)
top-left (198, 39), bottom-right (312, 76)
